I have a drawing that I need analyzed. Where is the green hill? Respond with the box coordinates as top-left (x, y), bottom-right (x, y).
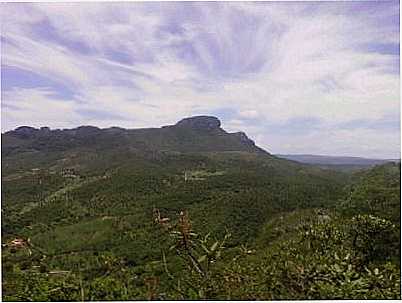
top-left (2, 116), bottom-right (400, 300)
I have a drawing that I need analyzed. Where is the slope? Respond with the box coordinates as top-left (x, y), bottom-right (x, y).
top-left (5, 115), bottom-right (393, 300)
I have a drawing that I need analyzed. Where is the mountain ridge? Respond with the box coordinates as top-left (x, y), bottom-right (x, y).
top-left (2, 116), bottom-right (267, 157)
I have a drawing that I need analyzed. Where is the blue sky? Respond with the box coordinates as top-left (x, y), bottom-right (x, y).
top-left (1, 1), bottom-right (400, 158)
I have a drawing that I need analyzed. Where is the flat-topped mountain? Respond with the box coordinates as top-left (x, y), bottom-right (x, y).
top-left (2, 116), bottom-right (264, 157)
top-left (2, 116), bottom-right (272, 177)
top-left (173, 116), bottom-right (222, 131)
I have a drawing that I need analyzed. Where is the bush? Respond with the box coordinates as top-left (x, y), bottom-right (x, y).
top-left (350, 214), bottom-right (397, 262)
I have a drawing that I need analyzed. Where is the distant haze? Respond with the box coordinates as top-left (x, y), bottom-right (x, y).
top-left (276, 154), bottom-right (400, 166)
top-left (1, 2), bottom-right (400, 158)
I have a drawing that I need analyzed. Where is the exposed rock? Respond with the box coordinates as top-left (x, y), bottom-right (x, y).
top-left (76, 126), bottom-right (101, 134)
top-left (12, 126), bottom-right (38, 136)
top-left (231, 131), bottom-right (255, 146)
top-left (39, 127), bottom-right (51, 133)
top-left (175, 116), bottom-right (221, 131)
top-left (104, 127), bottom-right (126, 134)
top-left (37, 127), bottom-right (52, 136)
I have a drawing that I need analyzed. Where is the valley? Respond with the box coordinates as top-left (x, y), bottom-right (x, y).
top-left (2, 116), bottom-right (400, 300)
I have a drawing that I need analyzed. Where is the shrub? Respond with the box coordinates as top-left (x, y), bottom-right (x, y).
top-left (350, 214), bottom-right (397, 262)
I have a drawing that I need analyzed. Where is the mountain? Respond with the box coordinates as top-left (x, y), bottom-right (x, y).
top-left (2, 116), bottom-right (400, 300)
top-left (2, 116), bottom-right (270, 177)
top-left (2, 115), bottom-right (349, 256)
top-left (2, 115), bottom-right (348, 251)
top-left (2, 116), bottom-right (264, 156)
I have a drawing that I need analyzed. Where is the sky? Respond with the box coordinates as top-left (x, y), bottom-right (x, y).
top-left (1, 1), bottom-right (400, 158)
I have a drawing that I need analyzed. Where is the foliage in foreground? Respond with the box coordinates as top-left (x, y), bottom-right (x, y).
top-left (2, 162), bottom-right (400, 300)
top-left (149, 210), bottom-right (400, 300)
top-left (3, 207), bottom-right (400, 301)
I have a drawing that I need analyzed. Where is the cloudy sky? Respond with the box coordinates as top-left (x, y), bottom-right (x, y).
top-left (1, 1), bottom-right (400, 158)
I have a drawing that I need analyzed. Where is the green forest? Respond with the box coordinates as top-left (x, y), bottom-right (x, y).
top-left (2, 118), bottom-right (401, 300)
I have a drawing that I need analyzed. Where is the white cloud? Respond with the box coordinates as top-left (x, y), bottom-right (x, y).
top-left (262, 127), bottom-right (400, 159)
top-left (2, 88), bottom-right (80, 130)
top-left (1, 2), bottom-right (399, 158)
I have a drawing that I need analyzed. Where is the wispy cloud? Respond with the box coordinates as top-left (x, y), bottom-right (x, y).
top-left (1, 1), bottom-right (399, 158)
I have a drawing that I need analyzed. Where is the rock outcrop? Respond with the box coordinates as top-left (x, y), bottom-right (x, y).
top-left (174, 116), bottom-right (221, 131)
top-left (231, 131), bottom-right (255, 146)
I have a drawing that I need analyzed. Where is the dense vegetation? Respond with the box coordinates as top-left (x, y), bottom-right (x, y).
top-left (2, 116), bottom-right (400, 300)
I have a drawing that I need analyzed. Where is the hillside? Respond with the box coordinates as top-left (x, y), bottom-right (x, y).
top-left (2, 116), bottom-right (267, 176)
top-left (2, 116), bottom-right (400, 300)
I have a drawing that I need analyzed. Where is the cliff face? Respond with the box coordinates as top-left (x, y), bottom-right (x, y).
top-left (175, 116), bottom-right (222, 131)
top-left (231, 131), bottom-right (255, 146)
